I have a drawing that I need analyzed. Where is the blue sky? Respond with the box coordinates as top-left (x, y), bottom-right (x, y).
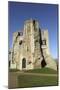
top-left (8, 1), bottom-right (58, 59)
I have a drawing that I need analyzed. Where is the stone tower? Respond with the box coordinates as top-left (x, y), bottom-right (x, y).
top-left (23, 19), bottom-right (42, 69)
top-left (10, 19), bottom-right (57, 70)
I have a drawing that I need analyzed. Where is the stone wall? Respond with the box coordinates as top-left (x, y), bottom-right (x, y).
top-left (10, 19), bottom-right (57, 71)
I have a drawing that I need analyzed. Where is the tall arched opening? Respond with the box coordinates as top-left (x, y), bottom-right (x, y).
top-left (22, 58), bottom-right (26, 68)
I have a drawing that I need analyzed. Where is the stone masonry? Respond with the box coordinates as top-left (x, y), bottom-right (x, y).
top-left (9, 19), bottom-right (57, 70)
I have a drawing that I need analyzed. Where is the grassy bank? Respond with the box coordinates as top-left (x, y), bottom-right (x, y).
top-left (25, 68), bottom-right (57, 74)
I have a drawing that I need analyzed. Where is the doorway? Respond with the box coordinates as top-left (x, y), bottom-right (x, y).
top-left (22, 58), bottom-right (26, 68)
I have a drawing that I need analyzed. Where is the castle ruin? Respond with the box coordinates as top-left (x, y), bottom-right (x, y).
top-left (9, 19), bottom-right (57, 70)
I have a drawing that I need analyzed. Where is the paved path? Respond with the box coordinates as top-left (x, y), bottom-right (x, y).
top-left (16, 71), bottom-right (57, 77)
top-left (8, 71), bottom-right (57, 89)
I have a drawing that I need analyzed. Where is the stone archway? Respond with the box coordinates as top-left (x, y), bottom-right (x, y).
top-left (41, 58), bottom-right (46, 68)
top-left (22, 58), bottom-right (26, 68)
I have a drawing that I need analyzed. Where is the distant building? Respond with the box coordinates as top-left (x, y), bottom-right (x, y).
top-left (9, 19), bottom-right (57, 70)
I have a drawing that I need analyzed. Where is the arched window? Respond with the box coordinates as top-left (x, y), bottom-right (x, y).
top-left (19, 40), bottom-right (22, 45)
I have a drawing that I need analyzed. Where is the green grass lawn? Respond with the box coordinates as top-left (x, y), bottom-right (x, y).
top-left (18, 75), bottom-right (58, 88)
top-left (17, 68), bottom-right (58, 88)
top-left (24, 68), bottom-right (57, 74)
top-left (9, 68), bottom-right (58, 88)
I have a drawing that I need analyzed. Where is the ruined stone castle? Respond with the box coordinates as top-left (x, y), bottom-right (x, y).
top-left (9, 19), bottom-right (57, 70)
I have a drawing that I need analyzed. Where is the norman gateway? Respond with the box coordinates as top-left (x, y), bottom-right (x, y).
top-left (9, 19), bottom-right (57, 70)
